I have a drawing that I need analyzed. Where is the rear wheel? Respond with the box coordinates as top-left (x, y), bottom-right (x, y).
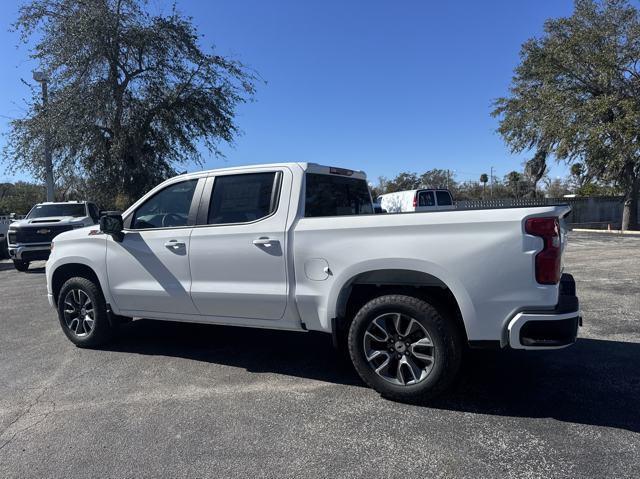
top-left (57, 277), bottom-right (116, 347)
top-left (13, 260), bottom-right (29, 272)
top-left (348, 294), bottom-right (462, 403)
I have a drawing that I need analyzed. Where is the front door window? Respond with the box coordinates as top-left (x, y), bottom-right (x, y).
top-left (131, 180), bottom-right (198, 229)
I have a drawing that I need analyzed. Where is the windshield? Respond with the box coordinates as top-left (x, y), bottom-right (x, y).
top-left (27, 203), bottom-right (86, 219)
top-left (305, 173), bottom-right (373, 217)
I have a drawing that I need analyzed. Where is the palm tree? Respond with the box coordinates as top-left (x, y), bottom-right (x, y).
top-left (480, 173), bottom-right (489, 198)
top-left (506, 171), bottom-right (522, 198)
top-left (570, 163), bottom-right (587, 191)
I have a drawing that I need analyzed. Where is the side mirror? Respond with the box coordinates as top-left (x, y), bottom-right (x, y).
top-left (99, 211), bottom-right (124, 241)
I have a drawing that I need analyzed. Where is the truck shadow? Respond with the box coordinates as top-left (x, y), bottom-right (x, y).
top-left (0, 261), bottom-right (47, 273)
top-left (0, 262), bottom-right (16, 272)
top-left (26, 266), bottom-right (46, 274)
top-left (109, 319), bottom-right (363, 387)
top-left (434, 339), bottom-right (640, 434)
top-left (108, 320), bottom-right (640, 433)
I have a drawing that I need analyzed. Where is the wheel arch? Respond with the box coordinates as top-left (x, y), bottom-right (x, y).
top-left (328, 261), bottom-right (476, 345)
top-left (51, 262), bottom-right (106, 307)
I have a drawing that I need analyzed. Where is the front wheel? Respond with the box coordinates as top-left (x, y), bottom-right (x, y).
top-left (348, 294), bottom-right (462, 403)
top-left (57, 277), bottom-right (116, 348)
top-left (13, 260), bottom-right (29, 272)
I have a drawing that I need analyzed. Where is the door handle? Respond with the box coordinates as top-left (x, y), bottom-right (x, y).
top-left (252, 237), bottom-right (278, 247)
top-left (164, 240), bottom-right (186, 249)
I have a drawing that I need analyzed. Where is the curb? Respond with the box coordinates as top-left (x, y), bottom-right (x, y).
top-left (571, 228), bottom-right (640, 236)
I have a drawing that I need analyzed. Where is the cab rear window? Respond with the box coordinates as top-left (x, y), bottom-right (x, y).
top-left (305, 173), bottom-right (373, 217)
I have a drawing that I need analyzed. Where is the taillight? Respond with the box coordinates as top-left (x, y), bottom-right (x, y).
top-left (413, 194), bottom-right (417, 208)
top-left (525, 217), bottom-right (561, 285)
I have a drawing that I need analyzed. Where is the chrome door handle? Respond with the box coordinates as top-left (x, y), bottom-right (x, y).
top-left (252, 237), bottom-right (277, 246)
top-left (164, 240), bottom-right (186, 249)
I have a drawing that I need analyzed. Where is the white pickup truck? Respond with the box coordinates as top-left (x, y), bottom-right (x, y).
top-left (45, 163), bottom-right (580, 401)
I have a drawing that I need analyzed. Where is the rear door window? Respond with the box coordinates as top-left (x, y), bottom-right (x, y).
top-left (305, 173), bottom-right (373, 217)
top-left (207, 172), bottom-right (279, 225)
top-left (436, 191), bottom-right (453, 206)
top-left (418, 191), bottom-right (435, 207)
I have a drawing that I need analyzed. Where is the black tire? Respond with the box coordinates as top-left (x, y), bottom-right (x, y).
top-left (57, 276), bottom-right (115, 348)
top-left (348, 294), bottom-right (462, 403)
top-left (13, 260), bottom-right (29, 272)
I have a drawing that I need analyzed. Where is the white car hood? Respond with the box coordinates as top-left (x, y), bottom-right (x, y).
top-left (13, 216), bottom-right (91, 227)
top-left (53, 224), bottom-right (102, 243)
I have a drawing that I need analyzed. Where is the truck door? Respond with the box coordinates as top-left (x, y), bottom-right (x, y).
top-left (188, 168), bottom-right (290, 320)
top-left (106, 178), bottom-right (203, 315)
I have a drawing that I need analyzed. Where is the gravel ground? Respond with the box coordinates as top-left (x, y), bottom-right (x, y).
top-left (0, 231), bottom-right (638, 478)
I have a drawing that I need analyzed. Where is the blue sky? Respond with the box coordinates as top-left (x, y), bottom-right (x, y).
top-left (0, 0), bottom-right (576, 185)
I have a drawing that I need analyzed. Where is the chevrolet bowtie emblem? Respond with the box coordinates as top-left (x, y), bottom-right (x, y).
top-left (37, 228), bottom-right (51, 234)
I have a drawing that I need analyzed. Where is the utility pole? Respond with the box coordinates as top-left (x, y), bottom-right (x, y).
top-left (33, 71), bottom-right (54, 202)
top-left (445, 169), bottom-right (455, 190)
top-left (490, 166), bottom-right (494, 197)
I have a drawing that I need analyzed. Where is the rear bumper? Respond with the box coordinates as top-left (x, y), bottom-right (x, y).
top-left (8, 244), bottom-right (51, 261)
top-left (507, 273), bottom-right (581, 350)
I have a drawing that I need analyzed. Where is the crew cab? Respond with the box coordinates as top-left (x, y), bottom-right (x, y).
top-left (45, 163), bottom-right (580, 401)
top-left (8, 201), bottom-right (100, 271)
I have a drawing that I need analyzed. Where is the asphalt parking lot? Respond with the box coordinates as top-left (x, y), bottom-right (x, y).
top-left (0, 231), bottom-right (638, 478)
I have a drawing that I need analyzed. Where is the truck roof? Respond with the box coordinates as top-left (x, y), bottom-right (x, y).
top-left (36, 201), bottom-right (89, 205)
top-left (175, 162), bottom-right (367, 180)
top-left (378, 188), bottom-right (452, 196)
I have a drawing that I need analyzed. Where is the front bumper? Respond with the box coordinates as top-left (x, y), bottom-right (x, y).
top-left (8, 243), bottom-right (52, 261)
top-left (507, 273), bottom-right (581, 350)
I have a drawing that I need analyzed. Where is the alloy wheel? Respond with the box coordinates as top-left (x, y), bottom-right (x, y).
top-left (62, 289), bottom-right (95, 337)
top-left (363, 312), bottom-right (435, 386)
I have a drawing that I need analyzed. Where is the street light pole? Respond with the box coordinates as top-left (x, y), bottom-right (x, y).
top-left (490, 166), bottom-right (494, 198)
top-left (33, 71), bottom-right (54, 202)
